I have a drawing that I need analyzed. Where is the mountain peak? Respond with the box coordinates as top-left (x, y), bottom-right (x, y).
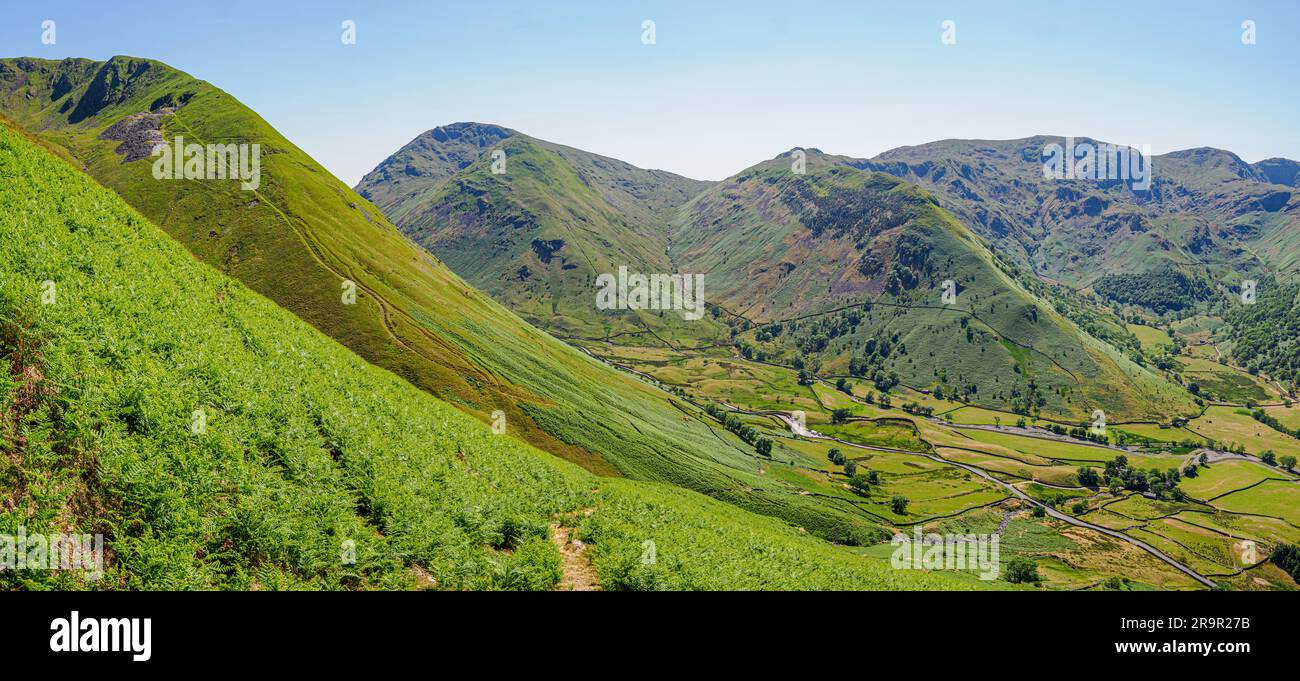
top-left (421, 121), bottom-right (515, 145)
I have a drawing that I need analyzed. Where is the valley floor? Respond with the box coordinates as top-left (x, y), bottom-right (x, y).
top-left (575, 336), bottom-right (1300, 591)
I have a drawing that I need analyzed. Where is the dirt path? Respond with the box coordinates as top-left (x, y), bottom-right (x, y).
top-left (551, 518), bottom-right (599, 591)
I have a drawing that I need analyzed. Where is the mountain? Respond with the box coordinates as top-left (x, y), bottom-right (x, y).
top-left (357, 123), bottom-right (722, 344)
top-left (358, 129), bottom-right (1194, 420)
top-left (0, 56), bottom-right (890, 544)
top-left (666, 149), bottom-right (1195, 420)
top-left (1253, 158), bottom-right (1300, 188)
top-left (852, 137), bottom-right (1300, 303)
top-left (0, 119), bottom-right (985, 590)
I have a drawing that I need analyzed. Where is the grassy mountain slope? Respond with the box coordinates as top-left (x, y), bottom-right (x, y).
top-left (0, 121), bottom-right (991, 590)
top-left (358, 123), bottom-right (721, 344)
top-left (855, 137), bottom-right (1299, 299)
top-left (668, 150), bottom-right (1195, 420)
top-left (0, 56), bottom-right (893, 544)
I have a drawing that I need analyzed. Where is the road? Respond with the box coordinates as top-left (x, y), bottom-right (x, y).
top-left (573, 344), bottom-right (1219, 588)
top-left (766, 412), bottom-right (1219, 588)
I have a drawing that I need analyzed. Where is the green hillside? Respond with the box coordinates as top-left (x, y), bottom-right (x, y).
top-left (667, 150), bottom-right (1196, 421)
top-left (0, 119), bottom-right (995, 590)
top-left (357, 122), bottom-right (722, 344)
top-left (0, 56), bottom-right (902, 544)
top-left (356, 129), bottom-right (1192, 420)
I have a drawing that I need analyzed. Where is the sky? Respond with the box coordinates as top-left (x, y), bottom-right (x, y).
top-left (4, 0), bottom-right (1298, 184)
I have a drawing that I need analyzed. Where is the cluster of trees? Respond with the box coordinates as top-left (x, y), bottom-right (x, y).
top-left (1093, 266), bottom-right (1211, 314)
top-left (736, 341), bottom-right (770, 363)
top-left (861, 391), bottom-right (892, 408)
top-left (1007, 379), bottom-right (1048, 416)
top-left (788, 182), bottom-right (918, 241)
top-left (792, 309), bottom-right (863, 355)
top-left (1272, 543), bottom-right (1300, 584)
top-left (1099, 455), bottom-right (1187, 499)
top-left (847, 334), bottom-right (903, 393)
top-left (703, 403), bottom-right (773, 457)
top-left (1225, 282), bottom-right (1300, 391)
top-left (828, 444), bottom-right (905, 512)
top-left (1259, 450), bottom-right (1297, 470)
top-left (886, 234), bottom-right (935, 294)
top-left (1043, 422), bottom-right (1109, 445)
top-left (900, 401), bottom-right (934, 417)
top-left (828, 449), bottom-right (881, 496)
top-left (1004, 557), bottom-right (1041, 584)
top-left (890, 496), bottom-right (909, 515)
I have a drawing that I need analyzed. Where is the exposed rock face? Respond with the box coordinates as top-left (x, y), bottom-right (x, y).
top-left (99, 109), bottom-right (172, 161)
top-left (98, 94), bottom-right (191, 162)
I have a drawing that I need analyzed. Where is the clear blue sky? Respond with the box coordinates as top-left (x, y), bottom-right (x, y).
top-left (5, 1), bottom-right (1297, 184)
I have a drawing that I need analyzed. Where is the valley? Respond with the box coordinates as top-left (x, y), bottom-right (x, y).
top-left (357, 122), bottom-right (1300, 590)
top-left (1, 56), bottom-right (1296, 591)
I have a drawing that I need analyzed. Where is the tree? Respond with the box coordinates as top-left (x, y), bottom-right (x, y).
top-left (890, 496), bottom-right (909, 515)
top-left (831, 408), bottom-right (852, 424)
top-left (843, 459), bottom-right (858, 476)
top-left (1281, 455), bottom-right (1297, 471)
top-left (827, 448), bottom-right (845, 466)
top-left (755, 437), bottom-right (773, 457)
top-left (1261, 450), bottom-right (1277, 466)
top-left (1004, 557), bottom-right (1041, 584)
top-left (1198, 452), bottom-right (1209, 466)
top-left (1071, 502), bottom-right (1086, 515)
top-left (848, 473), bottom-right (871, 496)
top-left (1032, 504), bottom-right (1046, 518)
top-left (1076, 466), bottom-right (1100, 488)
top-left (1184, 463), bottom-right (1198, 478)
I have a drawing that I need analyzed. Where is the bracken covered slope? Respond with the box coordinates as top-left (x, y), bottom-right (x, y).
top-left (0, 119), bottom-right (993, 590)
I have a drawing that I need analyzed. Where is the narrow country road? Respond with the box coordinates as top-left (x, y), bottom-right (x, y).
top-left (571, 344), bottom-right (1219, 588)
top-left (767, 413), bottom-right (1219, 589)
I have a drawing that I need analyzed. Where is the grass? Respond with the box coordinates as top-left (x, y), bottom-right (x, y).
top-left (1188, 406), bottom-right (1300, 457)
top-left (953, 428), bottom-right (1115, 462)
top-left (1178, 356), bottom-right (1279, 404)
top-left (1211, 481), bottom-right (1300, 526)
top-left (1179, 460), bottom-right (1281, 500)
top-left (1127, 323), bottom-right (1174, 353)
top-left (1263, 404), bottom-right (1300, 430)
top-left (0, 121), bottom-right (990, 590)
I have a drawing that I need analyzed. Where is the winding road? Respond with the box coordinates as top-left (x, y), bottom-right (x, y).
top-left (768, 412), bottom-right (1219, 588)
top-left (574, 342), bottom-right (1219, 588)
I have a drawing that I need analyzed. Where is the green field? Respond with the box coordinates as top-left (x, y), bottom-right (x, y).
top-left (1188, 407), bottom-right (1300, 457)
top-left (1212, 481), bottom-right (1300, 526)
top-left (1180, 460), bottom-right (1281, 500)
top-left (1127, 323), bottom-right (1174, 353)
